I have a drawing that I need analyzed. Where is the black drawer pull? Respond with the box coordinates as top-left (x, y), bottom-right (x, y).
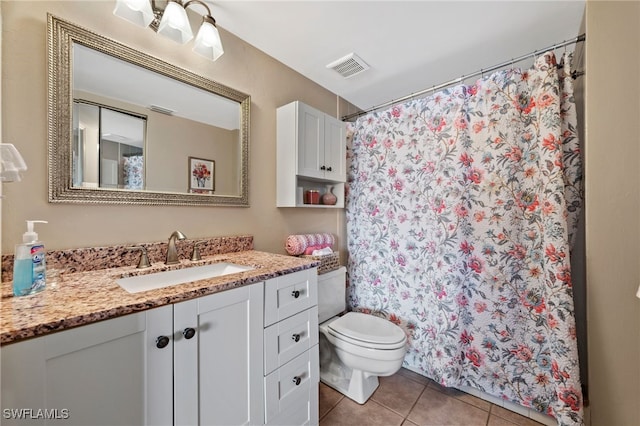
top-left (292, 333), bottom-right (301, 342)
top-left (183, 327), bottom-right (196, 340)
top-left (156, 335), bottom-right (170, 349)
top-left (291, 290), bottom-right (301, 299)
top-left (292, 376), bottom-right (302, 386)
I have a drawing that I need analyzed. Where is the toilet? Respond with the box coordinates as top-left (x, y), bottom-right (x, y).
top-left (318, 267), bottom-right (407, 404)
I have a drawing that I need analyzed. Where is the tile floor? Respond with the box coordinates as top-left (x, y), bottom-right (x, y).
top-left (319, 368), bottom-right (544, 426)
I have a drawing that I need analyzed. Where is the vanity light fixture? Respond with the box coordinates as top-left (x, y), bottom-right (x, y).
top-left (113, 0), bottom-right (224, 61)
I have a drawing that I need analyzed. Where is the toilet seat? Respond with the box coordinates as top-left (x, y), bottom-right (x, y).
top-left (327, 312), bottom-right (406, 350)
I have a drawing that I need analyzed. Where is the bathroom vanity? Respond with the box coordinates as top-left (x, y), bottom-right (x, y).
top-left (0, 245), bottom-right (319, 426)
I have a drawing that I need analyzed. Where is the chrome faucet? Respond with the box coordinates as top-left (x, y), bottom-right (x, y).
top-left (166, 231), bottom-right (187, 265)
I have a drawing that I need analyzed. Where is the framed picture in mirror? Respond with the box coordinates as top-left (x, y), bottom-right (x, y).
top-left (189, 157), bottom-right (215, 194)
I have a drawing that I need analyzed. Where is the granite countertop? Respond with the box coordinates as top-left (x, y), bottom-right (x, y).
top-left (1, 250), bottom-right (318, 345)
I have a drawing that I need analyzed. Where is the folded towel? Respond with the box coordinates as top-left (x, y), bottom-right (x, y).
top-left (303, 244), bottom-right (331, 255)
top-left (285, 233), bottom-right (335, 255)
top-left (311, 247), bottom-right (334, 256)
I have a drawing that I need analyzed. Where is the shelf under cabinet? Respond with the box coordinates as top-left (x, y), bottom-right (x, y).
top-left (277, 178), bottom-right (345, 208)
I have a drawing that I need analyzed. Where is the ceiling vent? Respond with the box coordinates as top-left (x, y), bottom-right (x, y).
top-left (149, 104), bottom-right (175, 115)
top-left (326, 53), bottom-right (370, 78)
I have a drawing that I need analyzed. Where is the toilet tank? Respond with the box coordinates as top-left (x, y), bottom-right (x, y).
top-left (318, 266), bottom-right (347, 323)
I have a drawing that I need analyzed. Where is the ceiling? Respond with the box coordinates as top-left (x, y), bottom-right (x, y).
top-left (211, 0), bottom-right (586, 113)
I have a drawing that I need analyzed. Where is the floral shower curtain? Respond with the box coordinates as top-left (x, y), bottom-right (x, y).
top-left (346, 53), bottom-right (583, 425)
top-left (123, 155), bottom-right (144, 190)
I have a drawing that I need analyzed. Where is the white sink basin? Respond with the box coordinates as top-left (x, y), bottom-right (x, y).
top-left (116, 262), bottom-right (255, 294)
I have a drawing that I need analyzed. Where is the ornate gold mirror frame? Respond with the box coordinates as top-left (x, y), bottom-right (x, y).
top-left (47, 14), bottom-right (250, 206)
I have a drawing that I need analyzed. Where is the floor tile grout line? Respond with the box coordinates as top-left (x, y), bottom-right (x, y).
top-left (402, 383), bottom-right (431, 424)
top-left (370, 381), bottom-right (428, 421)
top-left (486, 403), bottom-right (493, 426)
top-left (320, 372), bottom-right (542, 426)
top-left (427, 380), bottom-right (497, 414)
top-left (397, 369), bottom-right (434, 388)
top-left (318, 389), bottom-right (344, 423)
top-left (373, 372), bottom-right (494, 425)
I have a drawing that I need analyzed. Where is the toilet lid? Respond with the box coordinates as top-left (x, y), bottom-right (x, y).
top-left (327, 312), bottom-right (406, 347)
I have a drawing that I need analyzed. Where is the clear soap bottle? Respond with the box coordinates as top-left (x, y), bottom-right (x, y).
top-left (13, 220), bottom-right (48, 297)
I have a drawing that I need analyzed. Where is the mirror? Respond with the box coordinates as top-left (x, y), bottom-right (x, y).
top-left (47, 14), bottom-right (250, 206)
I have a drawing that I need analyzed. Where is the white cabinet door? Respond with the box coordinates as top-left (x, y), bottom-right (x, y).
top-left (323, 116), bottom-right (346, 182)
top-left (0, 305), bottom-right (173, 426)
top-left (146, 306), bottom-right (175, 426)
top-left (296, 102), bottom-right (325, 180)
top-left (294, 102), bottom-right (346, 182)
top-left (174, 282), bottom-right (264, 426)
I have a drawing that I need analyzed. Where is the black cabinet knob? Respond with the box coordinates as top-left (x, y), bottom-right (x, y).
top-left (291, 290), bottom-right (300, 299)
top-left (156, 335), bottom-right (170, 349)
top-left (292, 376), bottom-right (301, 386)
top-left (327, 166), bottom-right (332, 172)
top-left (292, 333), bottom-right (301, 342)
top-left (320, 165), bottom-right (326, 170)
top-left (183, 327), bottom-right (196, 340)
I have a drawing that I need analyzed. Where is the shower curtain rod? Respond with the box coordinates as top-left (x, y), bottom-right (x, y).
top-left (342, 33), bottom-right (586, 121)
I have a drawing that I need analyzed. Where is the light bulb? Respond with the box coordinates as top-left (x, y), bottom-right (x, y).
top-left (113, 0), bottom-right (154, 27)
top-left (193, 20), bottom-right (224, 61)
top-left (157, 1), bottom-right (193, 44)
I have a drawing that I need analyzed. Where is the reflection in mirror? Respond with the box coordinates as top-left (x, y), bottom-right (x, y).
top-left (48, 14), bottom-right (250, 206)
top-left (73, 101), bottom-right (146, 190)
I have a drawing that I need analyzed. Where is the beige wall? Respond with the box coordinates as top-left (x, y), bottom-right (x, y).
top-left (146, 114), bottom-right (236, 194)
top-left (1, 1), bottom-right (346, 255)
top-left (586, 1), bottom-right (640, 425)
top-left (0, 3), bottom-right (3, 261)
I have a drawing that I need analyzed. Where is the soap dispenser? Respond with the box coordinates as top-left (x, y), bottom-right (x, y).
top-left (13, 220), bottom-right (48, 297)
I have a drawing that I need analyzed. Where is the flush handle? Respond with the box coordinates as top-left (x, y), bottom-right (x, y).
top-left (156, 335), bottom-right (170, 349)
top-left (183, 327), bottom-right (196, 340)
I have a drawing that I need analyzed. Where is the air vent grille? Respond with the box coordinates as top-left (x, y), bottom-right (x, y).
top-left (326, 53), bottom-right (370, 78)
top-left (149, 104), bottom-right (175, 115)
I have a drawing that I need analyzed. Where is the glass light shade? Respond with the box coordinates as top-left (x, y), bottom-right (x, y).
top-left (113, 0), bottom-right (154, 27)
top-left (193, 21), bottom-right (224, 61)
top-left (157, 1), bottom-right (194, 44)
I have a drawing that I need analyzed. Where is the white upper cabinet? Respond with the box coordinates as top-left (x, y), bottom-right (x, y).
top-left (277, 101), bottom-right (347, 208)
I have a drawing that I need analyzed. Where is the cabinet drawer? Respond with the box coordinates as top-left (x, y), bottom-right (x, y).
top-left (265, 306), bottom-right (318, 375)
top-left (264, 345), bottom-right (319, 425)
top-left (264, 387), bottom-right (317, 426)
top-left (264, 268), bottom-right (318, 326)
